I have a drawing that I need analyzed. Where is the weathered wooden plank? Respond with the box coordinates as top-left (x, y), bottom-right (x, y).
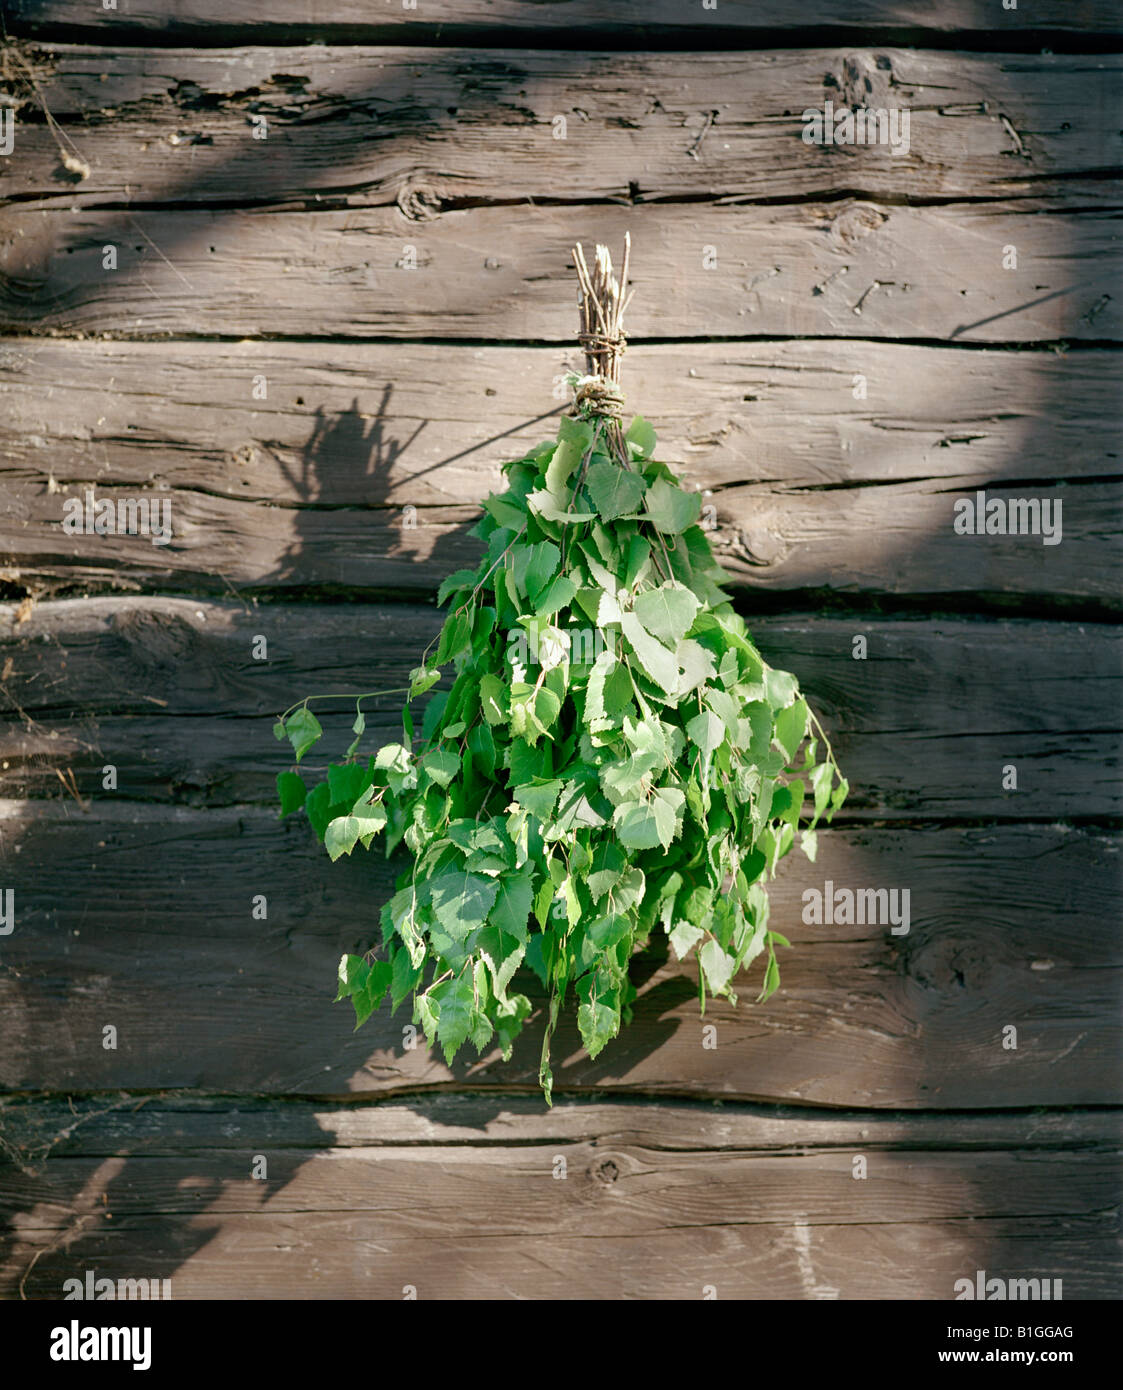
top-left (6, 47), bottom-right (1119, 208)
top-left (2, 202), bottom-right (1118, 343)
top-left (5, 1149), bottom-right (1114, 1229)
top-left (4, 340), bottom-right (1117, 497)
top-left (3, 339), bottom-right (1118, 602)
top-left (1, 599), bottom-right (1119, 819)
top-left (4, 1213), bottom-right (1115, 1300)
top-left (5, 1096), bottom-right (1119, 1160)
top-left (1, 1101), bottom-right (1118, 1300)
top-left (8, 0), bottom-right (1120, 42)
top-left (0, 804), bottom-right (1117, 1106)
top-left (6, 480), bottom-right (1112, 603)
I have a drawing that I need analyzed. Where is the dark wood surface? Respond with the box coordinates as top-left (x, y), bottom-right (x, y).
top-left (7, 0), bottom-right (1121, 41)
top-left (1, 801), bottom-right (1118, 1106)
top-left (1, 1), bottom-right (1119, 1301)
top-left (0, 1098), bottom-right (1118, 1300)
top-left (6, 47), bottom-right (1120, 207)
top-left (3, 341), bottom-right (1119, 602)
top-left (1, 598), bottom-right (1120, 818)
top-left (5, 203), bottom-right (1120, 342)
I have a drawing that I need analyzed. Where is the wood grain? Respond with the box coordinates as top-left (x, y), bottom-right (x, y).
top-left (7, 0), bottom-right (1121, 42)
top-left (6, 481), bottom-right (1112, 602)
top-left (3, 340), bottom-right (1118, 602)
top-left (4, 339), bottom-right (1117, 497)
top-left (1, 0), bottom-right (1120, 1308)
top-left (0, 801), bottom-right (1117, 1106)
top-left (3, 202), bottom-right (1119, 343)
top-left (5, 47), bottom-right (1120, 208)
top-left (1, 598), bottom-right (1119, 819)
top-left (1, 1099), bottom-right (1118, 1300)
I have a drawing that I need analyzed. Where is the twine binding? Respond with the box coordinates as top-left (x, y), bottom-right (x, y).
top-left (572, 235), bottom-right (633, 458)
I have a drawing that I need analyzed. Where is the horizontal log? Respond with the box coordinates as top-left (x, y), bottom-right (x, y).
top-left (1, 598), bottom-right (1119, 819)
top-left (2, 340), bottom-right (1118, 602)
top-left (0, 1100), bottom-right (1118, 1299)
top-left (7, 0), bottom-right (1121, 42)
top-left (5, 47), bottom-right (1119, 208)
top-left (5, 1095), bottom-right (1119, 1159)
top-left (0, 803), bottom-right (1117, 1107)
top-left (6, 483), bottom-right (1112, 603)
top-left (4, 340), bottom-right (1117, 497)
top-left (2, 202), bottom-right (1119, 343)
top-left (5, 1213), bottom-right (1115, 1300)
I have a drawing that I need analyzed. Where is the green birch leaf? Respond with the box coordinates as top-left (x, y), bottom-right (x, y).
top-left (774, 697), bottom-right (809, 764)
top-left (588, 912), bottom-right (629, 950)
top-left (650, 785), bottom-right (685, 850)
top-left (495, 993), bottom-right (532, 1060)
top-left (576, 975), bottom-right (620, 1059)
top-left (699, 939), bottom-right (735, 995)
top-left (544, 433), bottom-right (585, 497)
top-left (431, 971), bottom-right (475, 1064)
top-left (620, 610), bottom-right (679, 691)
top-left (808, 763), bottom-right (834, 820)
top-left (625, 414), bottom-right (658, 459)
top-left (351, 790), bottom-right (389, 848)
top-left (758, 950), bottom-right (781, 1002)
top-left (328, 760), bottom-right (370, 808)
top-left (632, 582), bottom-right (701, 647)
top-left (513, 778), bottom-right (564, 822)
top-left (577, 543), bottom-right (617, 592)
top-left (420, 747), bottom-right (460, 789)
top-left (585, 649), bottom-right (616, 724)
top-left (325, 816), bottom-right (363, 861)
top-left (351, 960), bottom-right (392, 1029)
top-left (585, 462), bottom-right (648, 521)
top-left (643, 479), bottom-right (702, 534)
top-left (437, 568), bottom-right (478, 607)
top-left (335, 953), bottom-right (369, 1002)
top-left (303, 781), bottom-right (333, 840)
top-left (527, 488), bottom-right (597, 524)
top-left (608, 866), bottom-right (645, 914)
top-left (587, 840), bottom-right (626, 901)
top-left (624, 535), bottom-right (652, 588)
top-left (389, 946), bottom-right (423, 1013)
top-left (483, 494), bottom-right (526, 529)
top-left (415, 991), bottom-right (439, 1043)
top-left (435, 610), bottom-right (472, 665)
top-left (672, 639), bottom-right (716, 698)
top-left (489, 865), bottom-right (536, 942)
top-left (535, 574), bottom-right (578, 617)
top-left (685, 711), bottom-right (724, 759)
top-left (409, 666), bottom-right (441, 699)
top-left (596, 589), bottom-right (624, 627)
top-left (764, 667), bottom-right (800, 710)
top-left (513, 541), bottom-right (560, 601)
top-left (479, 673), bottom-right (508, 726)
top-left (276, 771), bottom-right (306, 818)
top-left (613, 799), bottom-right (661, 850)
top-left (429, 870), bottom-right (500, 942)
top-left (375, 742), bottom-right (414, 795)
top-left (284, 706), bottom-right (322, 763)
top-left (669, 921), bottom-right (704, 960)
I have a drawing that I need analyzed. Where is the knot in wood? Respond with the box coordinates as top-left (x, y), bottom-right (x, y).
top-left (593, 1157), bottom-right (620, 1184)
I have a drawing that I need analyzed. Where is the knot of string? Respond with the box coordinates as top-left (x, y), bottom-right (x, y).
top-left (573, 351), bottom-right (625, 421)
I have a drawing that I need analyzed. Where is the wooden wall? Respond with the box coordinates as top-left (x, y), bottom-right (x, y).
top-left (1, 1), bottom-right (1120, 1299)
